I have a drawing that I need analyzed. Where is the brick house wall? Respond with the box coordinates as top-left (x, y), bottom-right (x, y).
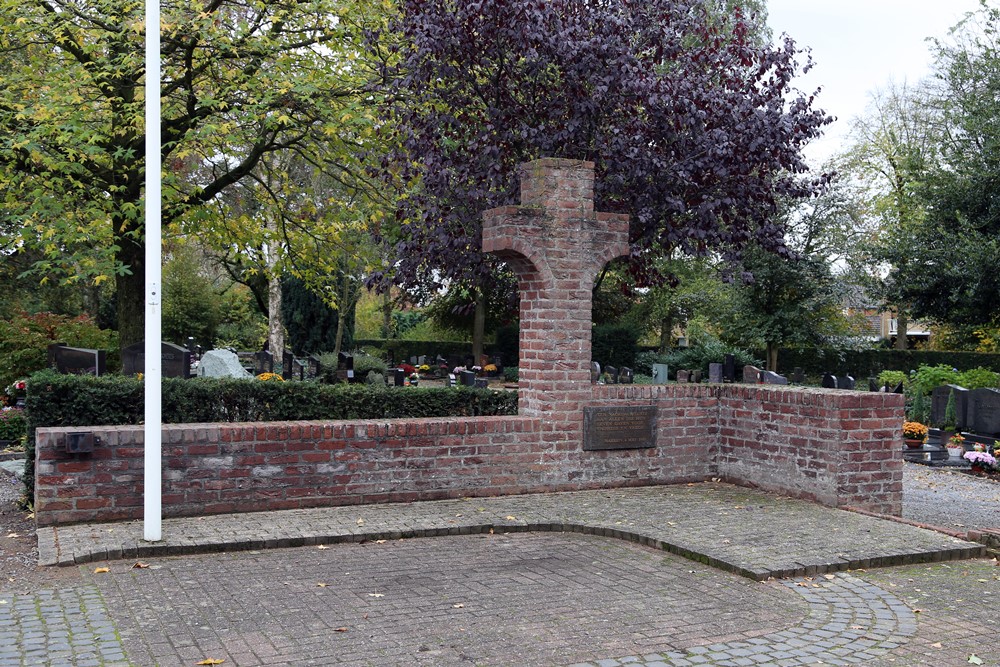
top-left (33, 159), bottom-right (905, 526)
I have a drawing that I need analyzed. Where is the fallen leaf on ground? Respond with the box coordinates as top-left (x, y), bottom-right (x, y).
top-left (317, 583), bottom-right (328, 588)
top-left (931, 642), bottom-right (943, 648)
top-left (132, 562), bottom-right (149, 569)
top-left (317, 545), bottom-right (329, 550)
top-left (334, 627), bottom-right (348, 632)
top-left (195, 660), bottom-right (225, 666)
top-left (375, 540), bottom-right (386, 544)
top-left (505, 515), bottom-right (516, 521)
top-left (452, 603), bottom-right (464, 608)
top-left (93, 567), bottom-right (109, 574)
top-left (6, 533), bottom-right (19, 538)
top-left (368, 593), bottom-right (384, 598)
top-left (356, 518), bottom-right (365, 526)
top-left (969, 655), bottom-right (984, 665)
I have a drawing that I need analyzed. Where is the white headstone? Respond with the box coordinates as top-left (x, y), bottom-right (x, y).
top-left (198, 349), bottom-right (253, 378)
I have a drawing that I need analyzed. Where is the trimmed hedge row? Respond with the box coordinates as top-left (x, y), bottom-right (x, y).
top-left (776, 348), bottom-right (1000, 378)
top-left (21, 371), bottom-right (517, 502)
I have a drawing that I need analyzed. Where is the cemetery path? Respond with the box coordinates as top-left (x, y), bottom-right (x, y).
top-left (2, 468), bottom-right (999, 665)
top-left (902, 461), bottom-right (1000, 533)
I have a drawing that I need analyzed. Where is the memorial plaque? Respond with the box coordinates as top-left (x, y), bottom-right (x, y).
top-left (583, 406), bottom-right (657, 450)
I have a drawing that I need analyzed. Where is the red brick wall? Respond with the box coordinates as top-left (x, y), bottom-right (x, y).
top-left (31, 158), bottom-right (906, 526)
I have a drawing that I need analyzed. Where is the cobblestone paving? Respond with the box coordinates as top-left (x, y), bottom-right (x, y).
top-left (41, 483), bottom-right (985, 579)
top-left (0, 586), bottom-right (128, 666)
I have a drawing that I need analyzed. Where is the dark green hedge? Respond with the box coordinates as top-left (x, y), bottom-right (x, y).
top-left (21, 370), bottom-right (517, 503)
top-left (776, 348), bottom-right (1000, 378)
top-left (591, 323), bottom-right (642, 369)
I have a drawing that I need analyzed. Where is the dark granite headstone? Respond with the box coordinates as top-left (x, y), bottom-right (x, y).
top-left (892, 381), bottom-right (904, 394)
top-left (121, 341), bottom-right (191, 379)
top-left (338, 352), bottom-right (353, 371)
top-left (691, 369), bottom-right (702, 383)
top-left (652, 363), bottom-right (669, 384)
top-left (619, 367), bottom-right (634, 384)
top-left (742, 365), bottom-right (761, 384)
top-left (474, 378), bottom-right (489, 389)
top-left (709, 363), bottom-right (723, 384)
top-left (676, 370), bottom-right (689, 383)
top-left (606, 366), bottom-right (619, 384)
top-left (931, 385), bottom-right (968, 429)
top-left (966, 387), bottom-right (1000, 435)
top-left (821, 373), bottom-right (838, 389)
top-left (791, 367), bottom-right (805, 384)
top-left (307, 354), bottom-right (322, 380)
top-left (761, 370), bottom-right (788, 385)
top-left (591, 361), bottom-right (602, 384)
top-left (393, 368), bottom-right (406, 387)
top-left (868, 378), bottom-right (879, 392)
top-left (583, 406), bottom-right (657, 450)
top-left (723, 354), bottom-right (736, 383)
top-left (48, 344), bottom-right (107, 377)
top-left (254, 351), bottom-right (273, 375)
top-left (837, 375), bottom-right (856, 391)
top-left (460, 370), bottom-right (477, 387)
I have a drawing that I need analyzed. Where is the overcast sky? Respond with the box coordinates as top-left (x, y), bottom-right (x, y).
top-left (766, 0), bottom-right (985, 166)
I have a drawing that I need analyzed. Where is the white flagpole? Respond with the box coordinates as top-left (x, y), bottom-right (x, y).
top-left (143, 0), bottom-right (162, 542)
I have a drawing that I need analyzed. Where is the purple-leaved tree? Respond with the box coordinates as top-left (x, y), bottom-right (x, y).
top-left (370, 0), bottom-right (832, 351)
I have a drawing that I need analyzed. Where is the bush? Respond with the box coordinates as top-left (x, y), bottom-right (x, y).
top-left (503, 366), bottom-right (519, 382)
top-left (591, 323), bottom-right (642, 369)
top-left (21, 370), bottom-right (518, 500)
top-left (877, 370), bottom-right (908, 389)
top-left (956, 367), bottom-right (1000, 390)
top-left (634, 337), bottom-right (760, 378)
top-left (0, 311), bottom-right (119, 393)
top-left (0, 407), bottom-right (26, 442)
top-left (910, 364), bottom-right (959, 397)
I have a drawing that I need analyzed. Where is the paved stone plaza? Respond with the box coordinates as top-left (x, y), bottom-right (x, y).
top-left (3, 477), bottom-right (999, 666)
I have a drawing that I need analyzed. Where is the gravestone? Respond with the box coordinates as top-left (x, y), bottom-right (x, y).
top-left (892, 382), bottom-right (904, 394)
top-left (461, 370), bottom-right (477, 387)
top-left (723, 354), bottom-right (736, 383)
top-left (761, 370), bottom-right (788, 385)
top-left (619, 367), bottom-right (634, 384)
top-left (742, 365), bottom-right (761, 384)
top-left (254, 351), bottom-right (273, 375)
top-left (393, 368), bottom-right (406, 387)
top-left (475, 378), bottom-right (489, 389)
top-left (606, 366), bottom-right (619, 384)
top-left (691, 370), bottom-right (702, 383)
top-left (48, 344), bottom-right (107, 377)
top-left (965, 388), bottom-right (1000, 435)
top-left (676, 370), bottom-right (689, 383)
top-left (708, 363), bottom-right (723, 384)
top-left (821, 373), bottom-right (838, 389)
top-left (199, 349), bottom-right (253, 378)
top-left (307, 354), bottom-right (322, 380)
top-left (837, 374), bottom-right (856, 391)
top-left (121, 341), bottom-right (191, 379)
top-left (931, 385), bottom-right (968, 429)
top-left (652, 363), bottom-right (669, 385)
top-left (791, 367), bottom-right (805, 384)
top-left (868, 378), bottom-right (879, 392)
top-left (591, 361), bottom-right (602, 384)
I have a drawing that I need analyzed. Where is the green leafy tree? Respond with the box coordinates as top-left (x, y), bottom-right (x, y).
top-left (0, 0), bottom-right (382, 347)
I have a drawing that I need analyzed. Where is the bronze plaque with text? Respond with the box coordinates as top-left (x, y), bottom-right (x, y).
top-left (583, 406), bottom-right (657, 450)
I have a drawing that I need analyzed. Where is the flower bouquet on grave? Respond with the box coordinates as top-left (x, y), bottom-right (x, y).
top-left (902, 421), bottom-right (928, 447)
top-left (947, 433), bottom-right (966, 457)
top-left (964, 448), bottom-right (997, 473)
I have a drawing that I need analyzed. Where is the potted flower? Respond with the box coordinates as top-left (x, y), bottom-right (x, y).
top-left (946, 433), bottom-right (966, 458)
top-left (964, 448), bottom-right (997, 474)
top-left (902, 421), bottom-right (928, 448)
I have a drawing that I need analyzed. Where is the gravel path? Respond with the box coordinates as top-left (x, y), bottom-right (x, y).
top-left (902, 461), bottom-right (1000, 532)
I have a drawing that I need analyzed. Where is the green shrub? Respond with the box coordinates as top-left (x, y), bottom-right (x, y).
top-left (0, 407), bottom-right (26, 442)
top-left (21, 370), bottom-right (518, 501)
top-left (877, 370), bottom-right (908, 389)
top-left (910, 364), bottom-right (960, 397)
top-left (0, 311), bottom-right (118, 392)
top-left (956, 367), bottom-right (1000, 390)
top-left (592, 323), bottom-right (642, 369)
top-left (503, 366), bottom-right (519, 382)
top-left (634, 338), bottom-right (760, 377)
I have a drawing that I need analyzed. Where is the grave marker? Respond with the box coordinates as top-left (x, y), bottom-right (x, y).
top-left (121, 341), bottom-right (191, 379)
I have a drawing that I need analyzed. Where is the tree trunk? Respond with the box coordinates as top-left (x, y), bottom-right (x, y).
top-left (472, 288), bottom-right (486, 364)
top-left (333, 273), bottom-right (356, 360)
top-left (265, 216), bottom-right (284, 363)
top-left (895, 310), bottom-right (908, 350)
top-left (766, 342), bottom-right (778, 372)
top-left (382, 290), bottom-right (393, 339)
top-left (268, 273), bottom-right (284, 362)
top-left (115, 235), bottom-right (145, 350)
top-left (658, 316), bottom-right (674, 354)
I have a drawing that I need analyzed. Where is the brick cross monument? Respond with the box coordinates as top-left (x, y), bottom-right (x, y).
top-left (482, 158), bottom-right (629, 426)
